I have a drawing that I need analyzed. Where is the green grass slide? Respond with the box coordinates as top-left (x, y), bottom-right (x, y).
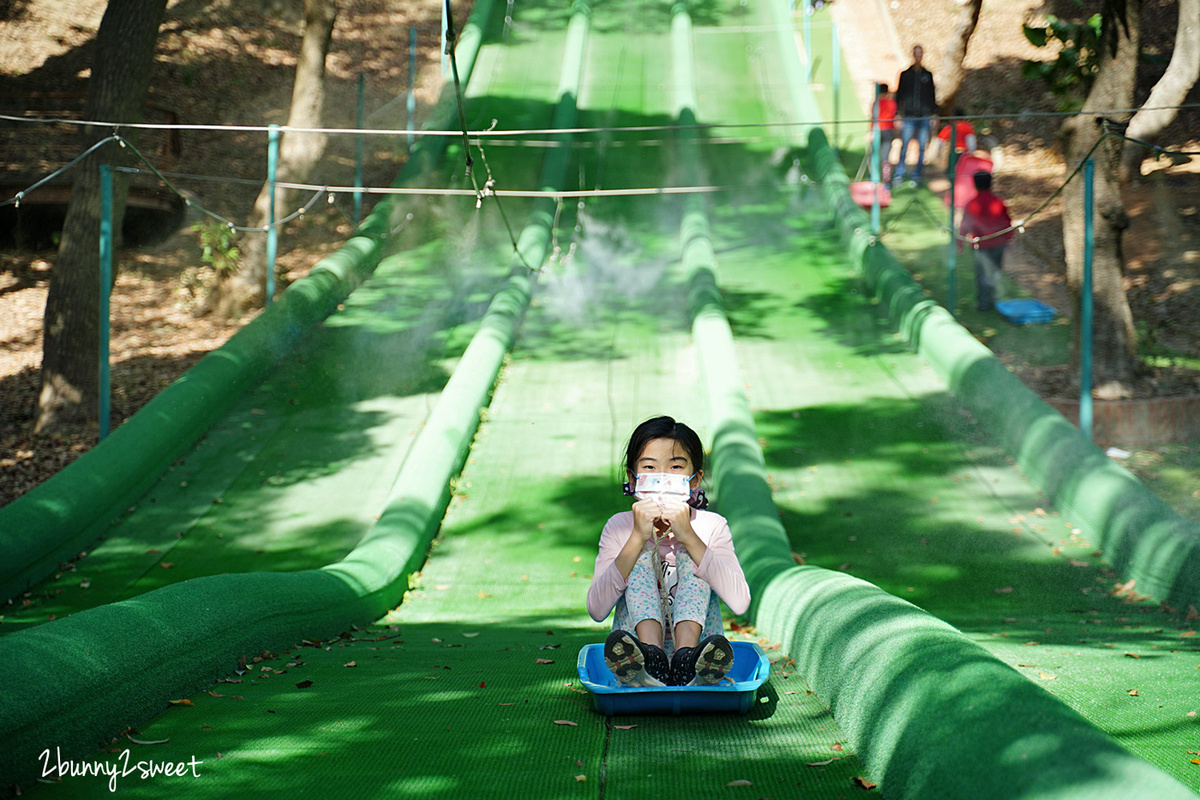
top-left (0, 0), bottom-right (594, 788)
top-left (0, 0), bottom-right (497, 606)
top-left (801, 124), bottom-right (1200, 613)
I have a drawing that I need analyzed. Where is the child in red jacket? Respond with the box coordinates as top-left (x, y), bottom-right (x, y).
top-left (959, 171), bottom-right (1013, 312)
top-left (871, 83), bottom-right (897, 182)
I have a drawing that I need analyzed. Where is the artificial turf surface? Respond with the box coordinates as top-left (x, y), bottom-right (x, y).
top-left (11, 0), bottom-right (1200, 797)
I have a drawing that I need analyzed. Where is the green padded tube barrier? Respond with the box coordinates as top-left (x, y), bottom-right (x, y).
top-left (0, 0), bottom-right (498, 604)
top-left (802, 124), bottom-right (1200, 611)
top-left (0, 0), bottom-right (599, 788)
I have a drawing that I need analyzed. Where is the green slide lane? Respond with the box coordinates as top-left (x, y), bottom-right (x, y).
top-left (5, 0), bottom-right (1200, 798)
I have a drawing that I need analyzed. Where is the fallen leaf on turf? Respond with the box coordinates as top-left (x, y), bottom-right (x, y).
top-left (853, 776), bottom-right (877, 790)
top-left (462, 632), bottom-right (480, 638)
top-left (478, 591), bottom-right (491, 599)
top-left (536, 658), bottom-right (555, 665)
top-left (479, 681), bottom-right (486, 689)
top-left (1187, 606), bottom-right (1200, 622)
top-left (208, 692), bottom-right (224, 697)
top-left (806, 758), bottom-right (838, 766)
top-left (344, 661), bottom-right (357, 668)
top-left (160, 563), bottom-right (174, 569)
top-left (1182, 631), bottom-right (1197, 638)
top-left (1188, 712), bottom-right (1196, 717)
top-left (1069, 559), bottom-right (1088, 567)
top-left (145, 549), bottom-right (161, 555)
top-left (725, 779), bottom-right (752, 786)
top-left (168, 699), bottom-right (193, 706)
top-left (1038, 671), bottom-right (1058, 680)
top-left (1124, 653), bottom-right (1140, 659)
top-left (126, 735), bottom-right (169, 745)
top-left (574, 775), bottom-right (587, 782)
top-left (80, 579), bottom-right (91, 589)
top-left (295, 680), bottom-right (313, 689)
top-left (553, 720), bottom-right (578, 726)
top-left (994, 586), bottom-right (1013, 594)
top-left (499, 702), bottom-right (514, 706)
top-left (431, 637), bottom-right (443, 643)
top-left (614, 725), bottom-right (637, 730)
top-left (831, 743), bottom-right (844, 752)
top-left (1128, 689), bottom-right (1140, 696)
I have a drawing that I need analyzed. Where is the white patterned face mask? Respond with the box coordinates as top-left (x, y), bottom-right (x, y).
top-left (633, 472), bottom-right (693, 504)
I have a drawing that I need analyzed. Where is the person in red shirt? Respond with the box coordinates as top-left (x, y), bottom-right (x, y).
top-left (871, 83), bottom-right (897, 182)
top-left (936, 108), bottom-right (976, 167)
top-left (959, 170), bottom-right (1013, 312)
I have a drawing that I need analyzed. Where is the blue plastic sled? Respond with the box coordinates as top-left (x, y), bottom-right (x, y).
top-left (996, 298), bottom-right (1057, 325)
top-left (577, 641), bottom-right (770, 716)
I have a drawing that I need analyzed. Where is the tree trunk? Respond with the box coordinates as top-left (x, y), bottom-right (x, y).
top-left (1120, 0), bottom-right (1200, 180)
top-left (213, 0), bottom-right (339, 318)
top-left (1058, 0), bottom-right (1141, 397)
top-left (937, 0), bottom-right (983, 115)
top-left (36, 0), bottom-right (169, 433)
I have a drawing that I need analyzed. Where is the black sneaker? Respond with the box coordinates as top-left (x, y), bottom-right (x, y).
top-left (671, 635), bottom-right (735, 686)
top-left (604, 630), bottom-right (665, 687)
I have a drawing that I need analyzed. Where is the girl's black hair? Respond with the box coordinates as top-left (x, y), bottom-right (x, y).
top-left (623, 416), bottom-right (705, 476)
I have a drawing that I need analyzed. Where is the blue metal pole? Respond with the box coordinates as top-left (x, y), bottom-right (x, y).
top-left (355, 73), bottom-right (364, 226)
top-left (947, 121), bottom-right (958, 317)
top-left (441, 0), bottom-right (449, 77)
top-left (98, 163), bottom-right (112, 440)
top-left (803, 3), bottom-right (812, 82)
top-left (408, 27), bottom-right (417, 149)
top-left (266, 124), bottom-right (279, 306)
top-left (832, 21), bottom-right (840, 146)
top-left (870, 88), bottom-right (881, 235)
top-left (1081, 158), bottom-right (1095, 439)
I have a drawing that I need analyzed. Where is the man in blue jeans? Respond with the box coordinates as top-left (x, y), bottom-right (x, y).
top-left (892, 45), bottom-right (937, 187)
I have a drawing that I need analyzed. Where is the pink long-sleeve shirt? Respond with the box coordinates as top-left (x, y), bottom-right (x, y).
top-left (586, 508), bottom-right (751, 622)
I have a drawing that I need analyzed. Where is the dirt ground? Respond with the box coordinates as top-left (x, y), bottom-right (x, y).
top-left (832, 0), bottom-right (1200, 398)
top-left (2, 0), bottom-right (1199, 507)
top-left (0, 0), bottom-right (449, 505)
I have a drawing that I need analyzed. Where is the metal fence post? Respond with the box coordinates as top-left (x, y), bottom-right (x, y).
top-left (99, 163), bottom-right (113, 440)
top-left (266, 124), bottom-right (279, 306)
top-left (1081, 157), bottom-right (1095, 439)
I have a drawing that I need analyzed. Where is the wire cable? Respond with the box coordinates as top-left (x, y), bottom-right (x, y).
top-left (4, 103), bottom-right (1198, 139)
top-left (442, 0), bottom-right (536, 272)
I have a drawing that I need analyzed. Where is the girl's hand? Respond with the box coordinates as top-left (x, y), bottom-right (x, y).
top-left (656, 502), bottom-right (696, 543)
top-left (631, 498), bottom-right (664, 545)
top-left (657, 501), bottom-right (708, 565)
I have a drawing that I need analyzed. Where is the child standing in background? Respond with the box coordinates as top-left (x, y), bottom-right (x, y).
top-left (872, 83), bottom-right (897, 183)
top-left (587, 416), bottom-right (750, 686)
top-left (960, 170), bottom-right (1013, 312)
